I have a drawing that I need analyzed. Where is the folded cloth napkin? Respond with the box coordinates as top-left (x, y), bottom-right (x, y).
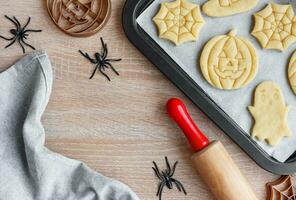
top-left (0, 50), bottom-right (139, 200)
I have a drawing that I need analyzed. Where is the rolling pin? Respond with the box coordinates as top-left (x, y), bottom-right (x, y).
top-left (166, 98), bottom-right (259, 200)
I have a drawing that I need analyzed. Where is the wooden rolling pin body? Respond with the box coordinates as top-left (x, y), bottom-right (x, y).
top-left (192, 141), bottom-right (259, 200)
top-left (166, 98), bottom-right (259, 200)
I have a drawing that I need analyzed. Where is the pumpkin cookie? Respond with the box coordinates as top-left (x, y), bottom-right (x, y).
top-left (202, 0), bottom-right (258, 17)
top-left (200, 29), bottom-right (258, 90)
top-left (153, 0), bottom-right (205, 45)
top-left (288, 51), bottom-right (296, 94)
top-left (252, 3), bottom-right (296, 51)
top-left (248, 81), bottom-right (291, 146)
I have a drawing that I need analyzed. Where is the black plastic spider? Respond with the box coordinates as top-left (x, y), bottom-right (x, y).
top-left (0, 15), bottom-right (42, 54)
top-left (152, 157), bottom-right (187, 200)
top-left (79, 38), bottom-right (122, 81)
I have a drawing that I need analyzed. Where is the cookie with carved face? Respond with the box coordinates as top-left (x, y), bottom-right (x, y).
top-left (248, 81), bottom-right (291, 146)
top-left (200, 29), bottom-right (258, 90)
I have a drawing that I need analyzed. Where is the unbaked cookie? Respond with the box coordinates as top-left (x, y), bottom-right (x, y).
top-left (200, 29), bottom-right (258, 90)
top-left (248, 81), bottom-right (291, 146)
top-left (252, 3), bottom-right (296, 51)
top-left (153, 0), bottom-right (205, 45)
top-left (288, 51), bottom-right (296, 94)
top-left (202, 0), bottom-right (258, 17)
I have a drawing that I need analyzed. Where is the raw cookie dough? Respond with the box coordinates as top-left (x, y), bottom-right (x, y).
top-left (248, 81), bottom-right (291, 146)
top-left (288, 51), bottom-right (296, 94)
top-left (153, 0), bottom-right (205, 45)
top-left (252, 3), bottom-right (296, 51)
top-left (200, 29), bottom-right (258, 90)
top-left (202, 0), bottom-right (258, 17)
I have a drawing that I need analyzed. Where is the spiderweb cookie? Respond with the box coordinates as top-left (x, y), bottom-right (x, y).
top-left (200, 29), bottom-right (258, 90)
top-left (153, 0), bottom-right (205, 45)
top-left (202, 0), bottom-right (258, 17)
top-left (252, 3), bottom-right (296, 51)
top-left (248, 81), bottom-right (291, 146)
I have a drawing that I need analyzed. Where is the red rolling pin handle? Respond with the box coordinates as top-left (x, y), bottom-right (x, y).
top-left (166, 98), bottom-right (209, 152)
top-left (167, 98), bottom-right (259, 200)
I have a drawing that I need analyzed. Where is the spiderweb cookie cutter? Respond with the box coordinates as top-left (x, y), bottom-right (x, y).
top-left (46, 0), bottom-right (111, 37)
top-left (266, 175), bottom-right (296, 200)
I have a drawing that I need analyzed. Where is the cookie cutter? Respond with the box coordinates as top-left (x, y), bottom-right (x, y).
top-left (266, 176), bottom-right (296, 200)
top-left (46, 0), bottom-right (111, 37)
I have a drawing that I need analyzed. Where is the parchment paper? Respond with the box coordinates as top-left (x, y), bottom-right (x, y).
top-left (137, 0), bottom-right (296, 162)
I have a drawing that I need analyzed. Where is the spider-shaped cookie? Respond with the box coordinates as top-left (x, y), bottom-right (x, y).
top-left (152, 157), bottom-right (187, 200)
top-left (0, 15), bottom-right (42, 54)
top-left (79, 38), bottom-right (122, 81)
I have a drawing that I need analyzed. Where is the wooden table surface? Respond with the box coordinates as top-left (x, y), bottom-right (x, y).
top-left (0, 0), bottom-right (278, 199)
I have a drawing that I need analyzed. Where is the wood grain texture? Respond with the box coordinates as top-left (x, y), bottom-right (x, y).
top-left (0, 0), bottom-right (277, 199)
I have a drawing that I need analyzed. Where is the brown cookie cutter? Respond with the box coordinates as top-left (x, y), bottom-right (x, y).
top-left (266, 175), bottom-right (296, 199)
top-left (46, 0), bottom-right (111, 37)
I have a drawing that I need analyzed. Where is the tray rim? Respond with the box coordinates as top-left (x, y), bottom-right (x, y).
top-left (122, 0), bottom-right (296, 175)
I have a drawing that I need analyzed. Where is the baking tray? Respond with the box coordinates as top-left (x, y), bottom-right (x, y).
top-left (122, 0), bottom-right (296, 174)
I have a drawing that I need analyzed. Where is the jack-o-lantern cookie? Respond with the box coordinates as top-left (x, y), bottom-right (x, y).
top-left (252, 3), bottom-right (296, 51)
top-left (153, 0), bottom-right (205, 45)
top-left (200, 29), bottom-right (258, 90)
top-left (248, 81), bottom-right (291, 146)
top-left (202, 0), bottom-right (258, 17)
top-left (288, 51), bottom-right (296, 95)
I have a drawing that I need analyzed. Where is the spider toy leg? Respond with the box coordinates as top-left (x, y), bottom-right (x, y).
top-left (169, 161), bottom-right (178, 177)
top-left (171, 178), bottom-right (187, 195)
top-left (172, 179), bottom-right (182, 192)
top-left (164, 156), bottom-right (172, 174)
top-left (78, 50), bottom-right (97, 64)
top-left (13, 16), bottom-right (21, 28)
top-left (156, 182), bottom-right (165, 200)
top-left (18, 37), bottom-right (26, 53)
top-left (20, 37), bottom-right (35, 50)
top-left (105, 58), bottom-right (122, 62)
top-left (4, 15), bottom-right (19, 30)
top-left (104, 62), bottom-right (119, 76)
top-left (4, 38), bottom-right (17, 48)
top-left (98, 65), bottom-right (111, 81)
top-left (0, 35), bottom-right (15, 40)
top-left (100, 37), bottom-right (107, 60)
top-left (21, 17), bottom-right (31, 31)
top-left (23, 29), bottom-right (42, 33)
top-left (152, 161), bottom-right (162, 180)
top-left (100, 38), bottom-right (122, 63)
top-left (89, 65), bottom-right (99, 79)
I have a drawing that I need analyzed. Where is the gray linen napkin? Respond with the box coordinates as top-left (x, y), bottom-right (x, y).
top-left (0, 50), bottom-right (139, 200)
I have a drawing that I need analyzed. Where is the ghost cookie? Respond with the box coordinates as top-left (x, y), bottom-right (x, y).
top-left (202, 0), bottom-right (258, 17)
top-left (200, 29), bottom-right (258, 90)
top-left (153, 0), bottom-right (205, 45)
top-left (252, 3), bottom-right (296, 51)
top-left (288, 51), bottom-right (296, 94)
top-left (248, 81), bottom-right (291, 146)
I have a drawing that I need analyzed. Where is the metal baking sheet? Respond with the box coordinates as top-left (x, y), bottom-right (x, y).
top-left (122, 0), bottom-right (296, 174)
